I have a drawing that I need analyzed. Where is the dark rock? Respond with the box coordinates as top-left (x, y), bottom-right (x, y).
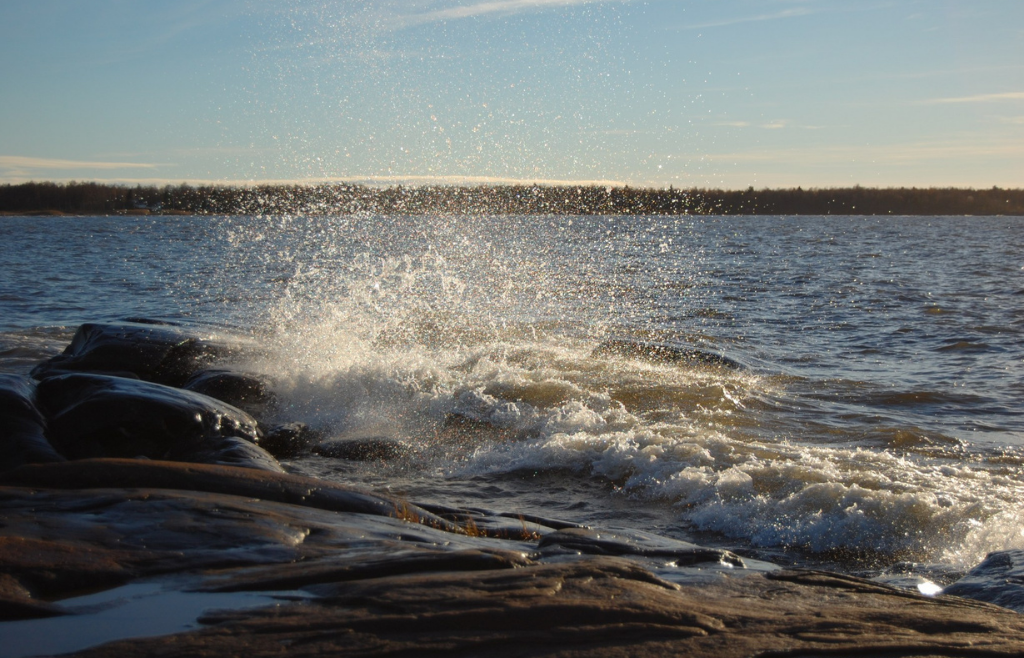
top-left (0, 374), bottom-right (64, 471)
top-left (31, 320), bottom-right (254, 387)
top-left (260, 422), bottom-right (323, 459)
top-left (314, 436), bottom-right (410, 462)
top-left (0, 459), bottom-right (457, 531)
top-left (67, 559), bottom-right (1024, 658)
top-left (944, 549), bottom-right (1024, 612)
top-left (200, 548), bottom-right (534, 594)
top-left (182, 369), bottom-right (275, 420)
top-left (35, 373), bottom-right (281, 472)
top-left (5, 459), bottom-right (1024, 657)
top-left (593, 339), bottom-right (741, 369)
top-left (165, 436), bottom-right (284, 473)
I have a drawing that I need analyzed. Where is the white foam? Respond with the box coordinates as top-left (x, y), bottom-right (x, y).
top-left (222, 214), bottom-right (1024, 570)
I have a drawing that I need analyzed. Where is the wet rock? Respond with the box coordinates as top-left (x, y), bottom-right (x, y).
top-left (0, 374), bottom-right (64, 471)
top-left (313, 436), bottom-right (410, 462)
top-left (182, 369), bottom-right (275, 420)
top-left (0, 459), bottom-right (457, 530)
top-left (260, 422), bottom-right (323, 459)
top-left (538, 527), bottom-right (745, 567)
top-left (5, 459), bottom-right (1024, 656)
top-left (31, 320), bottom-right (254, 387)
top-left (200, 548), bottom-right (534, 594)
top-left (593, 339), bottom-right (740, 369)
top-left (0, 572), bottom-right (66, 620)
top-left (0, 459), bottom-right (480, 617)
top-left (944, 549), bottom-right (1024, 612)
top-left (35, 373), bottom-right (281, 472)
top-left (68, 560), bottom-right (1024, 658)
top-left (165, 436), bottom-right (284, 473)
top-left (440, 411), bottom-right (524, 445)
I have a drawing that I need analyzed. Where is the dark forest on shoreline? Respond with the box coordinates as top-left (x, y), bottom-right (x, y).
top-left (2, 180), bottom-right (1023, 216)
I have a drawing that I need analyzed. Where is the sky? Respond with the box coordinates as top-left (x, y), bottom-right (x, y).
top-left (0, 0), bottom-right (1021, 189)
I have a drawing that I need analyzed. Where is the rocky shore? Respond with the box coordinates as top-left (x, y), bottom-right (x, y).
top-left (3, 320), bottom-right (1024, 656)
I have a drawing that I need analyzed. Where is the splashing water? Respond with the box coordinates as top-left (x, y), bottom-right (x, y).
top-left (206, 212), bottom-right (1024, 575)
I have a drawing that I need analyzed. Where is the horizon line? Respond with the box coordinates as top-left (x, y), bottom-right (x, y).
top-left (1, 178), bottom-right (1020, 192)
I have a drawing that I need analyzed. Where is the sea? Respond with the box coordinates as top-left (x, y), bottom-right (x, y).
top-left (1, 212), bottom-right (1022, 588)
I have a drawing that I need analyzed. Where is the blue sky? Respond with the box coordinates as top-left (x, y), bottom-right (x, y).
top-left (0, 0), bottom-right (1021, 188)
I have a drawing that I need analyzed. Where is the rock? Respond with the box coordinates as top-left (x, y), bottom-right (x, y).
top-left (5, 459), bottom-right (1024, 656)
top-left (313, 436), bottom-right (410, 462)
top-left (182, 369), bottom-right (275, 420)
top-left (0, 374), bottom-right (64, 471)
top-left (0, 459), bottom-right (458, 531)
top-left (538, 527), bottom-right (745, 567)
top-left (593, 339), bottom-right (740, 369)
top-left (0, 459), bottom-right (489, 618)
top-left (31, 320), bottom-right (254, 387)
top-left (944, 549), bottom-right (1024, 612)
top-left (66, 560), bottom-right (1024, 658)
top-left (199, 548), bottom-right (534, 594)
top-left (260, 422), bottom-right (323, 459)
top-left (35, 373), bottom-right (281, 472)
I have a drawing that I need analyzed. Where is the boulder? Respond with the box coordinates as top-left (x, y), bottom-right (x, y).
top-left (313, 436), bottom-right (410, 462)
top-left (260, 422), bottom-right (323, 459)
top-left (944, 549), bottom-right (1024, 612)
top-left (182, 369), bottom-right (275, 420)
top-left (31, 320), bottom-right (254, 387)
top-left (0, 374), bottom-right (64, 471)
top-left (35, 373), bottom-right (281, 472)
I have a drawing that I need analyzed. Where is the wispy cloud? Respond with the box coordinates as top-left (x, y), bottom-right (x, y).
top-left (926, 92), bottom-right (1024, 104)
top-left (0, 156), bottom-right (161, 171)
top-left (393, 0), bottom-right (634, 28)
top-left (0, 170), bottom-right (628, 188)
top-left (706, 138), bottom-right (1024, 165)
top-left (671, 7), bottom-right (818, 31)
top-left (328, 174), bottom-right (628, 187)
top-left (712, 120), bottom-right (799, 130)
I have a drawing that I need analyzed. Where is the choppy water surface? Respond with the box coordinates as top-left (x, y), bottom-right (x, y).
top-left (1, 213), bottom-right (1022, 581)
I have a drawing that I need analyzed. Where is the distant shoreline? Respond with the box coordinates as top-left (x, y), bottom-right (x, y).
top-left (2, 181), bottom-right (1022, 216)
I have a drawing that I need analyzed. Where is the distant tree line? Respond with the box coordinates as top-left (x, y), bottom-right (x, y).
top-left (1, 180), bottom-right (1022, 216)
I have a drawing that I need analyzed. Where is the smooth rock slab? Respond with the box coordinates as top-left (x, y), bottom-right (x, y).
top-left (0, 460), bottom-right (527, 620)
top-left (66, 559), bottom-right (1024, 658)
top-left (4, 460), bottom-right (1024, 657)
top-left (0, 459), bottom-right (464, 535)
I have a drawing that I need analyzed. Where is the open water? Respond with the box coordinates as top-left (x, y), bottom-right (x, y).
top-left (1, 213), bottom-right (1022, 586)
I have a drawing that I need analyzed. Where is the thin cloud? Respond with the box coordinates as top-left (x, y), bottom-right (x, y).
top-left (711, 120), bottom-right (798, 129)
top-left (331, 174), bottom-right (628, 187)
top-left (926, 92), bottom-right (1024, 104)
top-left (0, 156), bottom-right (161, 171)
top-left (393, 0), bottom-right (634, 28)
top-left (707, 139), bottom-right (1024, 165)
top-left (0, 173), bottom-right (629, 188)
top-left (672, 7), bottom-right (818, 31)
